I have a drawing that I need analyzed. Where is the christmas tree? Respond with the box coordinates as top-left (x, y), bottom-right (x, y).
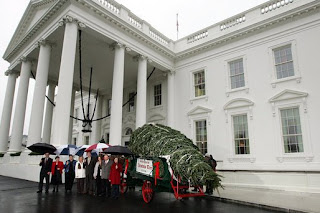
top-left (130, 123), bottom-right (222, 189)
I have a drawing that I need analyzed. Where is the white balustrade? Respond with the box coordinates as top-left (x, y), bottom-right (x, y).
top-left (128, 14), bottom-right (142, 29)
top-left (149, 28), bottom-right (169, 45)
top-left (261, 0), bottom-right (294, 14)
top-left (97, 0), bottom-right (120, 14)
top-left (187, 30), bottom-right (209, 43)
top-left (220, 14), bottom-right (246, 31)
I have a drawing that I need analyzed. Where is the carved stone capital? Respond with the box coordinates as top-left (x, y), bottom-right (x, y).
top-left (109, 42), bottom-right (125, 51)
top-left (34, 39), bottom-right (55, 49)
top-left (133, 54), bottom-right (147, 62)
top-left (58, 15), bottom-right (86, 28)
top-left (5, 70), bottom-right (19, 77)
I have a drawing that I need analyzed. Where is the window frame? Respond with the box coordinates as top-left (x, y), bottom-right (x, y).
top-left (154, 84), bottom-right (162, 107)
top-left (269, 40), bottom-right (301, 87)
top-left (128, 92), bottom-right (135, 112)
top-left (194, 119), bottom-right (208, 155)
top-left (190, 67), bottom-right (208, 102)
top-left (232, 114), bottom-right (250, 155)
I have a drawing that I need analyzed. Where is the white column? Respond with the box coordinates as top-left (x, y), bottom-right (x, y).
top-left (167, 71), bottom-right (175, 128)
top-left (27, 42), bottom-right (51, 147)
top-left (68, 89), bottom-right (76, 144)
top-left (109, 43), bottom-right (125, 146)
top-left (135, 55), bottom-right (147, 129)
top-left (8, 59), bottom-right (32, 153)
top-left (91, 95), bottom-right (102, 143)
top-left (51, 20), bottom-right (78, 147)
top-left (0, 71), bottom-right (18, 153)
top-left (42, 83), bottom-right (56, 144)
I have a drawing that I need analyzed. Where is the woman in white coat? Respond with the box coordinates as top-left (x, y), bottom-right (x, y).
top-left (75, 156), bottom-right (86, 194)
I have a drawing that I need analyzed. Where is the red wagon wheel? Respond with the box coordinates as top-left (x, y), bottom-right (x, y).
top-left (120, 177), bottom-right (128, 194)
top-left (142, 180), bottom-right (154, 203)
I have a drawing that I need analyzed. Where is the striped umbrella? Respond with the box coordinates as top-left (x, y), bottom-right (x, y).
top-left (85, 143), bottom-right (111, 154)
top-left (54, 144), bottom-right (78, 155)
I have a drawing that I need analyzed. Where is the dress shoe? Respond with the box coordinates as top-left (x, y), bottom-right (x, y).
top-left (45, 190), bottom-right (49, 194)
top-left (37, 190), bottom-right (42, 193)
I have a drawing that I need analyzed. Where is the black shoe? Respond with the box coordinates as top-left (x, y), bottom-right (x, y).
top-left (52, 188), bottom-right (56, 192)
top-left (45, 190), bottom-right (49, 194)
top-left (37, 190), bottom-right (42, 193)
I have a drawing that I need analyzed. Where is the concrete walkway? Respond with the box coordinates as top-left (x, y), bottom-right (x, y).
top-left (212, 185), bottom-right (320, 213)
top-left (0, 175), bottom-right (281, 213)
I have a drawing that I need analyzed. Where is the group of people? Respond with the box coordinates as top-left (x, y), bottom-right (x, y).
top-left (37, 152), bottom-right (123, 199)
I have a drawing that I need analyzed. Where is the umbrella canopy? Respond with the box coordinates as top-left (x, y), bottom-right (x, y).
top-left (27, 143), bottom-right (56, 154)
top-left (55, 145), bottom-right (78, 155)
top-left (102, 145), bottom-right (133, 156)
top-left (75, 145), bottom-right (90, 156)
top-left (85, 143), bottom-right (111, 153)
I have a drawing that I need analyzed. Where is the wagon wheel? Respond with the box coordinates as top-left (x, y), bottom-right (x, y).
top-left (120, 177), bottom-right (128, 194)
top-left (142, 180), bottom-right (154, 203)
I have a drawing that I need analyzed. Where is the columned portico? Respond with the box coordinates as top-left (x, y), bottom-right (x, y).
top-left (135, 55), bottom-right (147, 128)
top-left (27, 41), bottom-right (51, 147)
top-left (42, 82), bottom-right (56, 144)
top-left (0, 71), bottom-right (18, 153)
top-left (109, 43), bottom-right (125, 145)
top-left (167, 71), bottom-right (175, 128)
top-left (8, 59), bottom-right (32, 152)
top-left (51, 19), bottom-right (78, 147)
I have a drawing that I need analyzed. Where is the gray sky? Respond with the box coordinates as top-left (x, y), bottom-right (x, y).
top-left (0, 0), bottom-right (267, 134)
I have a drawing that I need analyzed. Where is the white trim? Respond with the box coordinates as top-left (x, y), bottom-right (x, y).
top-left (268, 40), bottom-right (301, 87)
top-left (225, 55), bottom-right (249, 97)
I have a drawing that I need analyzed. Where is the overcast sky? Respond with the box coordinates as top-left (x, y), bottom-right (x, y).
top-left (0, 0), bottom-right (268, 134)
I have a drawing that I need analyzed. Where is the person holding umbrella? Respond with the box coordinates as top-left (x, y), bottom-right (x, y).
top-left (37, 152), bottom-right (53, 193)
top-left (84, 151), bottom-right (97, 195)
top-left (64, 155), bottom-right (77, 192)
top-left (75, 156), bottom-right (86, 194)
top-left (51, 156), bottom-right (64, 192)
top-left (101, 154), bottom-right (113, 197)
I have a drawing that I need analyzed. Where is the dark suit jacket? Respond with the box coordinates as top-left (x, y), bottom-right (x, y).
top-left (39, 157), bottom-right (53, 174)
top-left (85, 156), bottom-right (97, 176)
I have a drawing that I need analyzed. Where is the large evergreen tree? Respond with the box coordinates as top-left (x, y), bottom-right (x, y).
top-left (130, 123), bottom-right (222, 189)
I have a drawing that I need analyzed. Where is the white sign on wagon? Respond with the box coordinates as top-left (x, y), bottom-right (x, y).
top-left (136, 158), bottom-right (153, 176)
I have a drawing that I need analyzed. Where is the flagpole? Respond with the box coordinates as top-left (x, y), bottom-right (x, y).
top-left (176, 13), bottom-right (179, 40)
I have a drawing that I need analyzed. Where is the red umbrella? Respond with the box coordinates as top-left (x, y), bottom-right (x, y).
top-left (85, 143), bottom-right (111, 153)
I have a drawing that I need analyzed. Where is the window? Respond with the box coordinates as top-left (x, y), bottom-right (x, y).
top-left (105, 133), bottom-right (110, 145)
top-left (74, 108), bottom-right (79, 124)
top-left (229, 59), bottom-right (245, 89)
top-left (128, 92), bottom-right (135, 112)
top-left (233, 114), bottom-right (250, 155)
top-left (73, 137), bottom-right (77, 145)
top-left (108, 99), bottom-right (112, 115)
top-left (85, 136), bottom-right (89, 145)
top-left (280, 107), bottom-right (303, 153)
top-left (195, 120), bottom-right (207, 155)
top-left (194, 71), bottom-right (206, 97)
top-left (154, 84), bottom-right (162, 106)
top-left (273, 45), bottom-right (294, 79)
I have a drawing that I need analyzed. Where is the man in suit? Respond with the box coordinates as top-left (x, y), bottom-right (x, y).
top-left (100, 154), bottom-right (113, 197)
top-left (85, 151), bottom-right (97, 195)
top-left (37, 152), bottom-right (53, 193)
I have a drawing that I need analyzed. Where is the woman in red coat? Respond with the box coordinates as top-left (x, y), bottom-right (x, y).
top-left (51, 156), bottom-right (64, 192)
top-left (109, 157), bottom-right (123, 199)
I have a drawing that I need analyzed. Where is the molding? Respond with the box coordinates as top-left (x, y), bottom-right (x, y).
top-left (269, 89), bottom-right (308, 103)
top-left (187, 106), bottom-right (212, 116)
top-left (223, 98), bottom-right (254, 110)
top-left (276, 155), bottom-right (314, 163)
top-left (227, 157), bottom-right (256, 163)
top-left (5, 70), bottom-right (19, 76)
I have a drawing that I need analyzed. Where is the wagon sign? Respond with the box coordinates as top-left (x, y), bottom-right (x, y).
top-left (136, 158), bottom-right (153, 176)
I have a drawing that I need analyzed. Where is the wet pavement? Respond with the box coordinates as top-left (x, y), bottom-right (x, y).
top-left (0, 175), bottom-right (280, 213)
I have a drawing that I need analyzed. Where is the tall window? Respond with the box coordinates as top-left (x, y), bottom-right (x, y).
top-left (233, 114), bottom-right (250, 154)
top-left (74, 108), bottom-right (79, 124)
top-left (280, 108), bottom-right (303, 153)
top-left (273, 45), bottom-right (294, 79)
top-left (85, 136), bottom-right (90, 145)
top-left (106, 133), bottom-right (110, 145)
top-left (229, 59), bottom-right (245, 89)
top-left (73, 138), bottom-right (77, 145)
top-left (195, 120), bottom-right (207, 155)
top-left (108, 99), bottom-right (112, 115)
top-left (194, 71), bottom-right (206, 97)
top-left (154, 84), bottom-right (162, 106)
top-left (128, 92), bottom-right (135, 112)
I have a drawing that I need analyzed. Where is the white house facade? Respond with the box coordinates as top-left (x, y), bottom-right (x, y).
top-left (0, 0), bottom-right (320, 211)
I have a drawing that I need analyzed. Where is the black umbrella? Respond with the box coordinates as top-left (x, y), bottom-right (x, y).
top-left (102, 145), bottom-right (133, 156)
top-left (27, 143), bottom-right (56, 154)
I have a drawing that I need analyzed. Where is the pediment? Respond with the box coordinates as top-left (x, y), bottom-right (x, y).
top-left (4, 0), bottom-right (56, 58)
top-left (269, 90), bottom-right (308, 103)
top-left (187, 106), bottom-right (212, 116)
top-left (223, 98), bottom-right (254, 110)
top-left (148, 114), bottom-right (165, 122)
